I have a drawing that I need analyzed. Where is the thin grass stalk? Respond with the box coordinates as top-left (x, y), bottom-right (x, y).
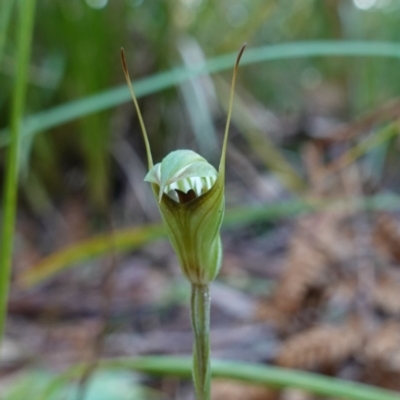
top-left (191, 284), bottom-right (211, 400)
top-left (0, 0), bottom-right (36, 342)
top-left (3, 41), bottom-right (400, 147)
top-left (36, 356), bottom-right (400, 400)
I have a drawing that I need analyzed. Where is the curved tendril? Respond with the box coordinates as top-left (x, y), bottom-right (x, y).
top-left (218, 43), bottom-right (246, 177)
top-left (121, 48), bottom-right (154, 170)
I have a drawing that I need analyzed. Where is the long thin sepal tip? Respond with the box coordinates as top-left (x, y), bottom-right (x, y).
top-left (120, 48), bottom-right (154, 170)
top-left (218, 43), bottom-right (246, 175)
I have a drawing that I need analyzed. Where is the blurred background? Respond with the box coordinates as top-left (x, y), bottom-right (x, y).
top-left (1, 0), bottom-right (400, 399)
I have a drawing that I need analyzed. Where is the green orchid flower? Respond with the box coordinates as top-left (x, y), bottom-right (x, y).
top-left (121, 45), bottom-right (245, 285)
top-left (144, 148), bottom-right (223, 285)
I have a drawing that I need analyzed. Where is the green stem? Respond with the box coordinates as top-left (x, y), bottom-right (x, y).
top-left (190, 284), bottom-right (211, 400)
top-left (0, 0), bottom-right (36, 342)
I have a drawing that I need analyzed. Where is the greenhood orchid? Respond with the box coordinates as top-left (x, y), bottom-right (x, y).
top-left (121, 45), bottom-right (245, 286)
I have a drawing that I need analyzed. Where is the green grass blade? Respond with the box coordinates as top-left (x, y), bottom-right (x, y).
top-left (2, 41), bottom-right (400, 146)
top-left (36, 356), bottom-right (400, 400)
top-left (17, 194), bottom-right (400, 288)
top-left (17, 223), bottom-right (166, 287)
top-left (329, 122), bottom-right (400, 173)
top-left (0, 0), bottom-right (36, 341)
top-left (118, 356), bottom-right (400, 400)
top-left (106, 356), bottom-right (400, 400)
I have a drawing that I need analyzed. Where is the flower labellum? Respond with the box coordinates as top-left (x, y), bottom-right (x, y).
top-left (121, 45), bottom-right (245, 284)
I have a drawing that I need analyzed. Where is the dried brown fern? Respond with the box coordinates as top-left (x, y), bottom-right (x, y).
top-left (276, 321), bottom-right (362, 369)
top-left (364, 321), bottom-right (400, 371)
top-left (269, 142), bottom-right (363, 317)
top-left (211, 380), bottom-right (279, 400)
top-left (272, 210), bottom-right (353, 315)
top-left (325, 272), bottom-right (400, 316)
top-left (372, 274), bottom-right (400, 315)
top-left (281, 389), bottom-right (315, 400)
top-left (258, 137), bottom-right (400, 388)
top-left (373, 213), bottom-right (400, 264)
top-left (324, 279), bottom-right (357, 309)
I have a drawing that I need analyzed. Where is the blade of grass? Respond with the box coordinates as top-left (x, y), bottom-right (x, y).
top-left (17, 223), bottom-right (166, 288)
top-left (36, 356), bottom-right (400, 400)
top-left (17, 193), bottom-right (400, 288)
top-left (326, 121), bottom-right (400, 174)
top-left (0, 0), bottom-right (36, 341)
top-left (107, 356), bottom-right (400, 400)
top-left (2, 41), bottom-right (400, 146)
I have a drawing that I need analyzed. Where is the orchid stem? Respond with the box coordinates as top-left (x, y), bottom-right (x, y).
top-left (190, 283), bottom-right (211, 400)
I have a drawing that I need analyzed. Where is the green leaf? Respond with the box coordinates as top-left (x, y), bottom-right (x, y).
top-left (0, 0), bottom-right (36, 342)
top-left (16, 194), bottom-right (400, 288)
top-left (38, 356), bottom-right (400, 400)
top-left (3, 41), bottom-right (400, 147)
top-left (68, 372), bottom-right (151, 400)
top-left (107, 356), bottom-right (400, 400)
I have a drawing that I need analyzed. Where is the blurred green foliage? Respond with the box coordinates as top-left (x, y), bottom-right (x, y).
top-left (3, 370), bottom-right (157, 400)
